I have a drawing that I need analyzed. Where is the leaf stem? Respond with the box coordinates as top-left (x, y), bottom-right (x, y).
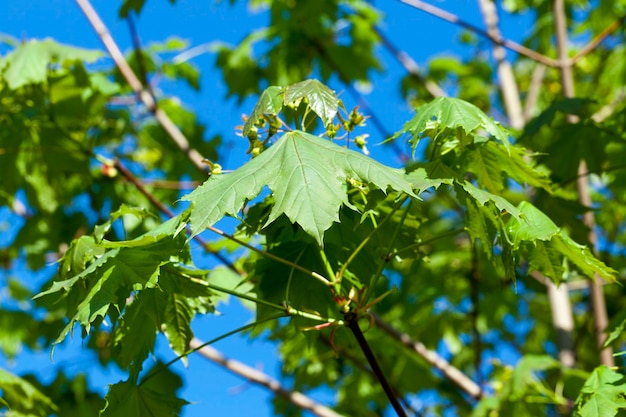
top-left (207, 225), bottom-right (332, 287)
top-left (363, 198), bottom-right (411, 303)
top-left (206, 283), bottom-right (285, 312)
top-left (140, 313), bottom-right (286, 385)
top-left (207, 282), bottom-right (341, 325)
top-left (285, 249), bottom-right (306, 305)
top-left (337, 196), bottom-right (407, 289)
top-left (344, 312), bottom-right (407, 417)
top-left (393, 227), bottom-right (465, 257)
top-left (317, 248), bottom-right (339, 294)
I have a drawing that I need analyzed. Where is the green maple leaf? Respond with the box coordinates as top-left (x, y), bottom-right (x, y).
top-left (461, 141), bottom-right (552, 193)
top-left (35, 217), bottom-right (191, 344)
top-left (243, 86), bottom-right (284, 136)
top-left (508, 202), bottom-right (617, 283)
top-left (392, 96), bottom-right (510, 157)
top-left (283, 79), bottom-right (339, 126)
top-left (0, 38), bottom-right (103, 89)
top-left (109, 267), bottom-right (213, 370)
top-left (243, 79), bottom-right (339, 136)
top-left (575, 366), bottom-right (626, 417)
top-left (101, 374), bottom-right (188, 417)
top-left (184, 130), bottom-right (430, 245)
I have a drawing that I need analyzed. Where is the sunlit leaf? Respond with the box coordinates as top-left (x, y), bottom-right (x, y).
top-left (184, 130), bottom-right (427, 245)
top-left (574, 366), bottom-right (626, 417)
top-left (392, 97), bottom-right (510, 156)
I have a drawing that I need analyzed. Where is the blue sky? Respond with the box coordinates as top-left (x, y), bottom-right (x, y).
top-left (0, 1), bottom-right (534, 415)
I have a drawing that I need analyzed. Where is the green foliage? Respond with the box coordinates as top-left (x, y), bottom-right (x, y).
top-left (100, 364), bottom-right (187, 417)
top-left (0, 38), bottom-right (102, 89)
top-left (394, 96), bottom-right (510, 157)
top-left (185, 120), bottom-right (437, 244)
top-left (574, 366), bottom-right (626, 417)
top-left (0, 368), bottom-right (57, 417)
top-left (3, 2), bottom-right (626, 417)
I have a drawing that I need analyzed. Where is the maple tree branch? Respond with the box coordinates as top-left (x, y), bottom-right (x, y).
top-left (139, 179), bottom-right (201, 190)
top-left (523, 64), bottom-right (546, 122)
top-left (553, 0), bottom-right (614, 367)
top-left (189, 339), bottom-right (345, 417)
top-left (113, 159), bottom-right (243, 275)
top-left (570, 14), bottom-right (626, 65)
top-left (371, 313), bottom-right (483, 399)
top-left (75, 0), bottom-right (207, 171)
top-left (142, 313), bottom-right (286, 385)
top-left (126, 12), bottom-right (155, 99)
top-left (345, 312), bottom-right (408, 417)
top-left (398, 0), bottom-right (561, 67)
top-left (477, 0), bottom-right (524, 129)
top-left (373, 27), bottom-right (446, 98)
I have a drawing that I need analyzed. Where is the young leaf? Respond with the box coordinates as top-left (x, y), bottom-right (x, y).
top-left (461, 141), bottom-right (552, 193)
top-left (35, 216), bottom-right (191, 344)
top-left (392, 96), bottom-right (510, 156)
top-left (184, 130), bottom-right (422, 245)
top-left (243, 85), bottom-right (284, 136)
top-left (283, 79), bottom-right (339, 127)
top-left (460, 181), bottom-right (521, 219)
top-left (508, 202), bottom-right (617, 283)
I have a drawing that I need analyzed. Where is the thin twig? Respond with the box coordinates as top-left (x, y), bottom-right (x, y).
top-left (113, 159), bottom-right (243, 274)
top-left (553, 0), bottom-right (614, 367)
top-left (75, 0), bottom-right (207, 171)
top-left (523, 64), bottom-right (546, 122)
top-left (189, 339), bottom-right (345, 417)
top-left (126, 12), bottom-right (155, 99)
top-left (140, 179), bottom-right (201, 189)
top-left (570, 14), bottom-right (626, 65)
top-left (398, 0), bottom-right (561, 67)
top-left (373, 27), bottom-right (446, 98)
top-left (371, 313), bottom-right (483, 399)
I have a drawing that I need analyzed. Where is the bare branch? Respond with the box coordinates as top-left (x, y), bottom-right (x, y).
top-left (398, 0), bottom-right (561, 67)
top-left (477, 0), bottom-right (524, 129)
top-left (570, 14), bottom-right (626, 65)
top-left (523, 64), bottom-right (546, 122)
top-left (75, 0), bottom-right (207, 171)
top-left (140, 179), bottom-right (201, 190)
top-left (373, 27), bottom-right (447, 98)
top-left (553, 0), bottom-right (614, 367)
top-left (113, 159), bottom-right (244, 275)
top-left (592, 87), bottom-right (626, 123)
top-left (371, 313), bottom-right (483, 399)
top-left (544, 276), bottom-right (576, 367)
top-left (189, 339), bottom-right (345, 417)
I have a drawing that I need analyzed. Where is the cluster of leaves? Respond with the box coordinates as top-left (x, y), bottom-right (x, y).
top-left (0, 34), bottom-right (219, 416)
top-left (3, 1), bottom-right (626, 417)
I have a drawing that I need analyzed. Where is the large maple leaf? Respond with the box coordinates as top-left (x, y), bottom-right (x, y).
top-left (184, 130), bottom-right (438, 245)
